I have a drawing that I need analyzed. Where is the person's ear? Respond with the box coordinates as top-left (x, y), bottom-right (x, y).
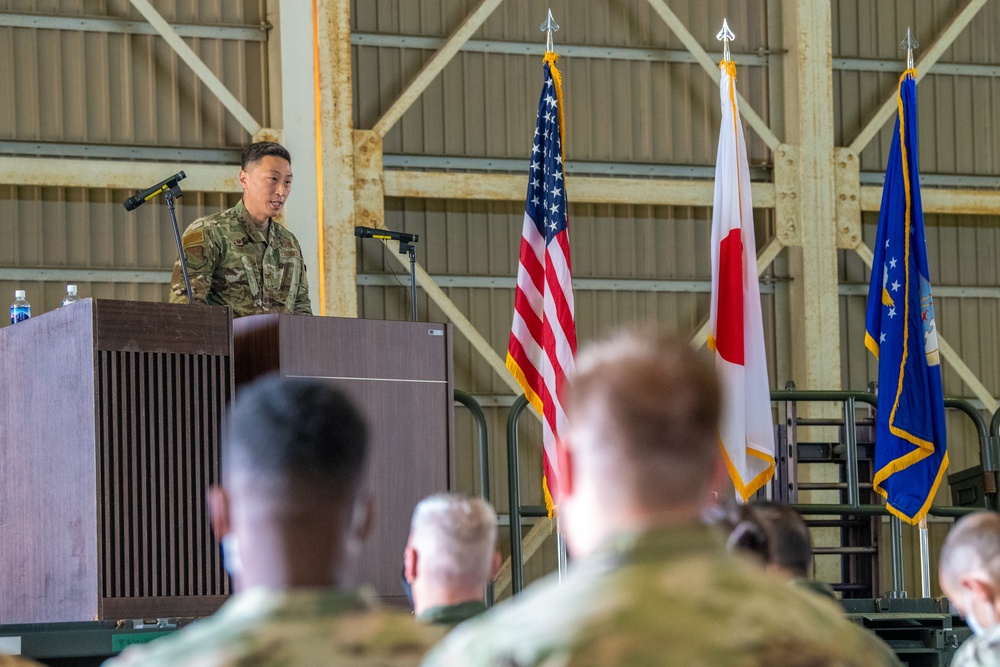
top-left (490, 550), bottom-right (502, 579)
top-left (705, 456), bottom-right (728, 501)
top-left (238, 169), bottom-right (249, 191)
top-left (352, 492), bottom-right (375, 543)
top-left (208, 485), bottom-right (231, 543)
top-left (556, 436), bottom-right (575, 498)
top-left (404, 543), bottom-right (418, 583)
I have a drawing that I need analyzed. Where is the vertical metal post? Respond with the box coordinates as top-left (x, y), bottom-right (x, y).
top-left (919, 520), bottom-right (931, 597)
top-left (315, 0), bottom-right (358, 317)
top-left (843, 397), bottom-right (859, 508)
top-left (506, 395), bottom-right (530, 596)
top-left (890, 515), bottom-right (906, 597)
top-left (556, 528), bottom-right (568, 583)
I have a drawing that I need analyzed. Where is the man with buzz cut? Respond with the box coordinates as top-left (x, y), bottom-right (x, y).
top-left (169, 141), bottom-right (312, 316)
top-left (106, 375), bottom-right (442, 666)
top-left (939, 511), bottom-right (1000, 667)
top-left (423, 329), bottom-right (901, 667)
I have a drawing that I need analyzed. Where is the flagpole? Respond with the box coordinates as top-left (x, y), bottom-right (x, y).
top-left (539, 7), bottom-right (569, 583)
top-left (900, 27), bottom-right (933, 598)
top-left (919, 517), bottom-right (931, 597)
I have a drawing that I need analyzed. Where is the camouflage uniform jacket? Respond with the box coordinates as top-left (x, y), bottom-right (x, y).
top-left (169, 200), bottom-right (312, 317)
top-left (950, 625), bottom-right (1000, 667)
top-left (0, 656), bottom-right (44, 667)
top-left (105, 586), bottom-right (444, 667)
top-left (417, 600), bottom-right (487, 627)
top-left (423, 525), bottom-right (902, 667)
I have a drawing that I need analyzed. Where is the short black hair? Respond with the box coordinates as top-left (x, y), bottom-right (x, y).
top-left (224, 375), bottom-right (368, 494)
top-left (751, 502), bottom-right (814, 578)
top-left (241, 141), bottom-right (292, 170)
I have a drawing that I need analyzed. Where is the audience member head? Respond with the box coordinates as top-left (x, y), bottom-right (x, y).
top-left (209, 375), bottom-right (372, 592)
top-left (710, 503), bottom-right (770, 565)
top-left (404, 493), bottom-right (499, 616)
top-left (559, 329), bottom-right (724, 558)
top-left (751, 502), bottom-right (814, 579)
top-left (939, 511), bottom-right (1000, 635)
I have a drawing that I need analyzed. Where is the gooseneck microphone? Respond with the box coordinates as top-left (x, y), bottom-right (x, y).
top-left (354, 226), bottom-right (419, 244)
top-left (122, 171), bottom-right (187, 211)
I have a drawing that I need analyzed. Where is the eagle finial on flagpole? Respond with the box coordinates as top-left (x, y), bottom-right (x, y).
top-left (901, 27), bottom-right (919, 70)
top-left (540, 9), bottom-right (559, 53)
top-left (717, 18), bottom-right (735, 62)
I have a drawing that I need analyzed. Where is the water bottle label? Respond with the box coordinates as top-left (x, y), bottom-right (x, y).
top-left (10, 306), bottom-right (30, 323)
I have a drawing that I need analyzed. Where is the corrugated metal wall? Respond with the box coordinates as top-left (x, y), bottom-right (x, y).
top-left (354, 0), bottom-right (774, 586)
top-left (4, 0), bottom-right (1000, 596)
top-left (0, 0), bottom-right (264, 311)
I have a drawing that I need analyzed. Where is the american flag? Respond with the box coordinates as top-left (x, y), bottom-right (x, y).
top-left (506, 53), bottom-right (577, 515)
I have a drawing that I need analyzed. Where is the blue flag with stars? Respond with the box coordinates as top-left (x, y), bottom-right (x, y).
top-left (864, 70), bottom-right (948, 526)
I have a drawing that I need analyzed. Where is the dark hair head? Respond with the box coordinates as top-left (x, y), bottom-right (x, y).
top-left (708, 503), bottom-right (770, 564)
top-left (224, 375), bottom-right (368, 498)
top-left (750, 502), bottom-right (813, 577)
top-left (241, 141), bottom-right (292, 170)
top-left (566, 329), bottom-right (722, 507)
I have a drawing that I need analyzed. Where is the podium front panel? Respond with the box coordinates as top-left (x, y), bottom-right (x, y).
top-left (233, 315), bottom-right (454, 605)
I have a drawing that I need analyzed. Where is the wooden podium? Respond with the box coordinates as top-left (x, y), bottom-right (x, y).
top-left (233, 314), bottom-right (454, 605)
top-left (0, 300), bottom-right (233, 623)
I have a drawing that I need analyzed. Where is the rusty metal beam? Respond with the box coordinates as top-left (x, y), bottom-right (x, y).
top-left (853, 244), bottom-right (998, 413)
top-left (316, 0), bottom-right (357, 317)
top-left (644, 0), bottom-right (781, 151)
top-left (848, 0), bottom-right (988, 155)
top-left (372, 0), bottom-right (505, 138)
top-left (861, 186), bottom-right (1000, 216)
top-left (384, 170), bottom-right (776, 207)
top-left (127, 0), bottom-right (263, 136)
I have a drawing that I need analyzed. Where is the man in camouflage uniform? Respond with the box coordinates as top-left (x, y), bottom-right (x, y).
top-left (106, 376), bottom-right (442, 666)
top-left (423, 330), bottom-right (901, 667)
top-left (169, 141), bottom-right (312, 316)
top-left (939, 511), bottom-right (1000, 667)
top-left (405, 493), bottom-right (499, 626)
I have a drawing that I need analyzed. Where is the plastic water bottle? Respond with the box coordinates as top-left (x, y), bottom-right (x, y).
top-left (10, 290), bottom-right (30, 324)
top-left (62, 284), bottom-right (80, 306)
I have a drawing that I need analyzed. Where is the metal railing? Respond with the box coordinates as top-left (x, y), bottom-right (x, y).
top-left (453, 389), bottom-right (493, 605)
top-left (503, 388), bottom-right (992, 598)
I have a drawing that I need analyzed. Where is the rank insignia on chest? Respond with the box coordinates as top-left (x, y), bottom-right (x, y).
top-left (233, 236), bottom-right (248, 247)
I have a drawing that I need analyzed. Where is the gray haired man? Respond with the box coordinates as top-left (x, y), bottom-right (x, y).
top-left (404, 493), bottom-right (500, 626)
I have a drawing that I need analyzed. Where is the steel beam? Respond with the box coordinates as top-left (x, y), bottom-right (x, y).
top-left (127, 0), bottom-right (263, 137)
top-left (315, 0), bottom-right (357, 317)
top-left (0, 156), bottom-right (239, 192)
top-left (644, 0), bottom-right (781, 150)
top-left (861, 186), bottom-right (1000, 216)
top-left (372, 0), bottom-right (504, 138)
top-left (783, 2), bottom-right (841, 392)
top-left (848, 0), bottom-right (988, 155)
top-left (0, 11), bottom-right (266, 40)
top-left (853, 244), bottom-right (999, 413)
top-left (384, 170), bottom-right (776, 207)
top-left (276, 0), bottom-right (321, 315)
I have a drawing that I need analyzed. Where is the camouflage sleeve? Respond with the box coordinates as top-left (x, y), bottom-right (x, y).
top-left (291, 238), bottom-right (312, 316)
top-left (169, 221), bottom-right (218, 305)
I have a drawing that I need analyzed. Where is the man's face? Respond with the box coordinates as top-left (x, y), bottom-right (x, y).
top-left (239, 154), bottom-right (293, 226)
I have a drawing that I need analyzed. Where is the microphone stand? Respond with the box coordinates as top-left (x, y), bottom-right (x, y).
top-left (398, 239), bottom-right (418, 322)
top-left (164, 187), bottom-right (193, 304)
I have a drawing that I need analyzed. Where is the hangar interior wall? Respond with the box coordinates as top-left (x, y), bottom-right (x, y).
top-left (2, 0), bottom-right (1000, 596)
